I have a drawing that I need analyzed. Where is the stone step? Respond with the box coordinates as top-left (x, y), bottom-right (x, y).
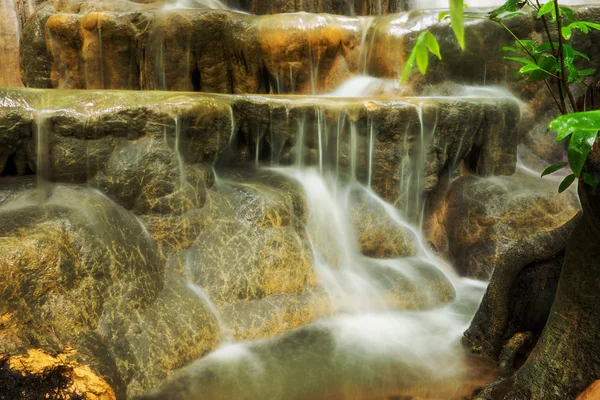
top-left (19, 4), bottom-right (600, 94)
top-left (0, 87), bottom-right (519, 210)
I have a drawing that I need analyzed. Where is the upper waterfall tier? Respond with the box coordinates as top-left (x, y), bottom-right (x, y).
top-left (19, 4), bottom-right (600, 94)
top-left (46, 0), bottom-right (409, 15)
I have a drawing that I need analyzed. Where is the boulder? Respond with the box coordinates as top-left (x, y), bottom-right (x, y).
top-left (349, 186), bottom-right (418, 258)
top-left (0, 185), bottom-right (220, 398)
top-left (443, 172), bottom-right (581, 279)
top-left (182, 174), bottom-right (316, 305)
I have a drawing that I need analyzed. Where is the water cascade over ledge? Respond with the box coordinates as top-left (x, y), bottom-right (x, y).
top-left (0, 0), bottom-right (596, 399)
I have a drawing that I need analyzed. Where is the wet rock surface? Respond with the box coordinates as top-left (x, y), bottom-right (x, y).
top-left (18, 5), bottom-right (600, 96)
top-left (0, 88), bottom-right (521, 209)
top-left (0, 185), bottom-right (220, 399)
top-left (442, 172), bottom-right (581, 280)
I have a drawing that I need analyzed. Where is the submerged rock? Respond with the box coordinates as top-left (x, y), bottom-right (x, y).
top-left (183, 174), bottom-right (316, 304)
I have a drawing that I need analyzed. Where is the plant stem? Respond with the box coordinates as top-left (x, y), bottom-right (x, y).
top-left (544, 79), bottom-right (564, 112)
top-left (536, 0), bottom-right (557, 56)
top-left (535, 0), bottom-right (567, 114)
top-left (554, 0), bottom-right (579, 113)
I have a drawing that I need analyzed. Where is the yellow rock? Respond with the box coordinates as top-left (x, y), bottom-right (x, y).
top-left (8, 348), bottom-right (116, 400)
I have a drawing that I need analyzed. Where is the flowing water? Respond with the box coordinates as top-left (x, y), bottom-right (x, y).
top-left (15, 88), bottom-right (500, 399)
top-left (0, 0), bottom-right (577, 397)
top-left (125, 90), bottom-right (500, 398)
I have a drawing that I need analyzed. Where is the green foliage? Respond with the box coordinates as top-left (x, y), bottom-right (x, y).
top-left (548, 111), bottom-right (600, 190)
top-left (450, 0), bottom-right (465, 50)
top-left (400, 32), bottom-right (442, 83)
top-left (559, 174), bottom-right (576, 192)
top-left (489, 0), bottom-right (526, 19)
top-left (405, 0), bottom-right (600, 191)
top-left (537, 1), bottom-right (573, 22)
top-left (541, 162), bottom-right (568, 177)
top-left (493, 0), bottom-right (600, 190)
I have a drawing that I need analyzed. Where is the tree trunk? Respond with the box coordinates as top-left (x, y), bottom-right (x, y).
top-left (475, 146), bottom-right (600, 399)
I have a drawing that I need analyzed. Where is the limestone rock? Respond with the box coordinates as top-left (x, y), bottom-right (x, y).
top-left (20, 5), bottom-right (600, 97)
top-left (0, 185), bottom-right (220, 398)
top-left (5, 348), bottom-right (116, 400)
top-left (349, 186), bottom-right (418, 258)
top-left (0, 88), bottom-right (521, 216)
top-left (444, 172), bottom-right (581, 280)
top-left (183, 175), bottom-right (316, 305)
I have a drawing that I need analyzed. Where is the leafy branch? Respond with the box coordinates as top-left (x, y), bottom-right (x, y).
top-left (401, 0), bottom-right (600, 192)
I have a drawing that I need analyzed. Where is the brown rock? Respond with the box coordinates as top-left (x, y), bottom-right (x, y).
top-left (444, 172), bottom-right (581, 279)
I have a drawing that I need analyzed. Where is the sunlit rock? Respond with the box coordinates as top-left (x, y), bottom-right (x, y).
top-left (577, 381), bottom-right (600, 400)
top-left (5, 348), bottom-right (116, 400)
top-left (0, 185), bottom-right (220, 398)
top-left (183, 176), bottom-right (316, 304)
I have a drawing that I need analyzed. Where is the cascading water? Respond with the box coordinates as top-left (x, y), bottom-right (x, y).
top-left (2, 0), bottom-right (583, 397)
top-left (129, 95), bottom-right (495, 399)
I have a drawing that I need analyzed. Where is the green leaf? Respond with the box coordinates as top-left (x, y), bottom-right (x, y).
top-left (530, 55), bottom-right (558, 81)
top-left (400, 31), bottom-right (427, 83)
top-left (450, 0), bottom-right (465, 50)
top-left (562, 27), bottom-right (572, 40)
top-left (536, 42), bottom-right (559, 53)
top-left (568, 130), bottom-right (598, 177)
top-left (424, 32), bottom-right (442, 59)
top-left (416, 43), bottom-right (429, 74)
top-left (499, 12), bottom-right (524, 19)
top-left (541, 162), bottom-right (568, 177)
top-left (400, 47), bottom-right (417, 84)
top-left (556, 129), bottom-right (574, 142)
top-left (560, 6), bottom-right (574, 22)
top-left (563, 44), bottom-right (590, 61)
top-left (574, 50), bottom-right (590, 61)
top-left (519, 63), bottom-right (542, 73)
top-left (438, 11), bottom-right (450, 21)
top-left (568, 22), bottom-right (590, 34)
top-left (581, 21), bottom-right (600, 31)
top-left (489, 0), bottom-right (523, 17)
top-left (583, 172), bottom-right (600, 187)
top-left (563, 43), bottom-right (575, 64)
top-left (559, 174), bottom-right (577, 193)
top-left (550, 110), bottom-right (600, 132)
top-left (537, 1), bottom-right (554, 18)
top-left (578, 68), bottom-right (596, 76)
top-left (519, 40), bottom-right (536, 50)
top-left (503, 56), bottom-right (534, 65)
top-left (501, 46), bottom-right (519, 52)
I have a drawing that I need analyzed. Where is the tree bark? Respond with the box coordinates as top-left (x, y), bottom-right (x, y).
top-left (474, 146), bottom-right (600, 400)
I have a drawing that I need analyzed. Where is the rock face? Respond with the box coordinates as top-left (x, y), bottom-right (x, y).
top-left (441, 172), bottom-right (581, 280)
top-left (0, 88), bottom-right (521, 211)
top-left (0, 185), bottom-right (220, 399)
top-left (225, 0), bottom-right (408, 14)
top-left (16, 2), bottom-right (600, 171)
top-left (19, 4), bottom-right (600, 95)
